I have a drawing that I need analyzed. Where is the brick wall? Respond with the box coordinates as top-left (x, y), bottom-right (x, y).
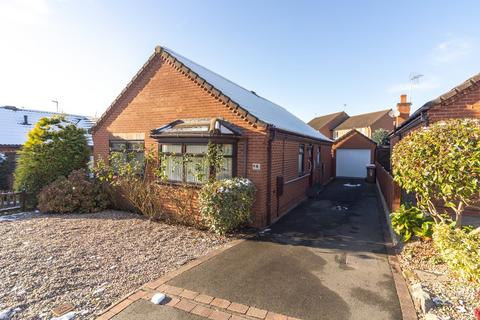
top-left (317, 126), bottom-right (332, 140)
top-left (269, 136), bottom-right (332, 223)
top-left (92, 54), bottom-right (332, 227)
top-left (371, 112), bottom-right (395, 135)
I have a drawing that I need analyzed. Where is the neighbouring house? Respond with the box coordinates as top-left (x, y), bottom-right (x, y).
top-left (309, 97), bottom-right (411, 140)
top-left (91, 45), bottom-right (333, 227)
top-left (307, 111), bottom-right (349, 139)
top-left (0, 106), bottom-right (94, 189)
top-left (390, 74), bottom-right (480, 144)
top-left (378, 73), bottom-right (480, 214)
top-left (308, 96), bottom-right (411, 178)
top-left (332, 109), bottom-right (395, 139)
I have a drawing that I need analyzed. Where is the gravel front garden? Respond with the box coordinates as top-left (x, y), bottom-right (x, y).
top-left (0, 211), bottom-right (231, 319)
top-left (399, 240), bottom-right (480, 320)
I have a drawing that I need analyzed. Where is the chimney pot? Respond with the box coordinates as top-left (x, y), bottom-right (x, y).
top-left (395, 94), bottom-right (411, 127)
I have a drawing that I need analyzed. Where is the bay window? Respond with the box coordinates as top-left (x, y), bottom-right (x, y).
top-left (160, 143), bottom-right (234, 184)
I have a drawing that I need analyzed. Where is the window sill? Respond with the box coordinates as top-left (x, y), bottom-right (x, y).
top-left (156, 180), bottom-right (203, 189)
top-left (285, 174), bottom-right (310, 185)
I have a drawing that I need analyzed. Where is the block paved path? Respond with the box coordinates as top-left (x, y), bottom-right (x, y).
top-left (102, 179), bottom-right (403, 320)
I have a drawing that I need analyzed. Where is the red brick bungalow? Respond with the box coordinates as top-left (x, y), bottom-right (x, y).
top-left (382, 72), bottom-right (480, 214)
top-left (91, 46), bottom-right (333, 227)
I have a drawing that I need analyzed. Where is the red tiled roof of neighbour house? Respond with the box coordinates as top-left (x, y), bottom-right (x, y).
top-left (333, 128), bottom-right (377, 145)
top-left (92, 46), bottom-right (331, 143)
top-left (333, 109), bottom-right (391, 131)
top-left (394, 72), bottom-right (480, 133)
top-left (308, 111), bottom-right (349, 131)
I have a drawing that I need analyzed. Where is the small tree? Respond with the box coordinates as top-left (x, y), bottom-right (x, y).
top-left (14, 116), bottom-right (90, 195)
top-left (392, 119), bottom-right (480, 228)
top-left (372, 128), bottom-right (390, 145)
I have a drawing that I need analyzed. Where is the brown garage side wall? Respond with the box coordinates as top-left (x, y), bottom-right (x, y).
top-left (92, 55), bottom-right (271, 227)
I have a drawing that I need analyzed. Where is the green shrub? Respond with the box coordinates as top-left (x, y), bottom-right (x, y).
top-left (199, 178), bottom-right (256, 234)
top-left (392, 119), bottom-right (480, 228)
top-left (38, 169), bottom-right (109, 213)
top-left (390, 204), bottom-right (434, 241)
top-left (433, 223), bottom-right (480, 283)
top-left (372, 128), bottom-right (390, 145)
top-left (14, 116), bottom-right (90, 195)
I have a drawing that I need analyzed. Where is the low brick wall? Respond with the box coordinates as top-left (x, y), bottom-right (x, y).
top-left (376, 162), bottom-right (400, 212)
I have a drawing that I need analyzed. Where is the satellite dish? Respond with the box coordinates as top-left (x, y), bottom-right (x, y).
top-left (388, 109), bottom-right (400, 118)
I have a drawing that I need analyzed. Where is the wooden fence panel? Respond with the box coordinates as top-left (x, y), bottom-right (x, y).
top-left (375, 162), bottom-right (400, 212)
top-left (0, 191), bottom-right (26, 213)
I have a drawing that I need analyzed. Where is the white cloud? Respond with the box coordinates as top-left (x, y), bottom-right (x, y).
top-left (430, 37), bottom-right (473, 64)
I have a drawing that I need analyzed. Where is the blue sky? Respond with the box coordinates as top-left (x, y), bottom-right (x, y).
top-left (1, 0), bottom-right (479, 122)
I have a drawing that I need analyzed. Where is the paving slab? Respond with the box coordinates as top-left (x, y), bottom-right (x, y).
top-left (168, 179), bottom-right (402, 320)
top-left (111, 299), bottom-right (205, 320)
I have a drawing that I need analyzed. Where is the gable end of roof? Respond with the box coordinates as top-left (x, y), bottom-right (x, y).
top-left (158, 47), bottom-right (268, 129)
top-left (334, 128), bottom-right (377, 145)
top-left (93, 47), bottom-right (269, 132)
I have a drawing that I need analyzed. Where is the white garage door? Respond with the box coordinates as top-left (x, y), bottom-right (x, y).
top-left (336, 149), bottom-right (371, 178)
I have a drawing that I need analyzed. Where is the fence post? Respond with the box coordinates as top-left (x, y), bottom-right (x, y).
top-left (21, 189), bottom-right (26, 211)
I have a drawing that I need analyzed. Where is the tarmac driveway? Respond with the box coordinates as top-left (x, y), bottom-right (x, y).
top-left (167, 179), bottom-right (402, 320)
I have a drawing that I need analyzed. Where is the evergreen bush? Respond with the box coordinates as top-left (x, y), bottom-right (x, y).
top-left (14, 116), bottom-right (90, 195)
top-left (199, 178), bottom-right (256, 234)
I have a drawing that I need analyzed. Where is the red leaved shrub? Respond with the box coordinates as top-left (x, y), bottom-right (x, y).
top-left (38, 169), bottom-right (109, 213)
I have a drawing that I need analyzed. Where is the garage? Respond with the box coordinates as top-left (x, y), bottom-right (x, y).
top-left (333, 130), bottom-right (376, 178)
top-left (336, 148), bottom-right (371, 178)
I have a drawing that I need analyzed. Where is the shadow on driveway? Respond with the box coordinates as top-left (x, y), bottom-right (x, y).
top-left (168, 179), bottom-right (402, 320)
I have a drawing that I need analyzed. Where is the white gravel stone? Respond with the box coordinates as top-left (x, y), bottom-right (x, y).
top-left (424, 313), bottom-right (439, 320)
top-left (412, 286), bottom-right (434, 314)
top-left (151, 293), bottom-right (166, 305)
top-left (50, 311), bottom-right (75, 320)
top-left (0, 210), bottom-right (231, 319)
top-left (400, 240), bottom-right (479, 320)
top-left (0, 308), bottom-right (11, 320)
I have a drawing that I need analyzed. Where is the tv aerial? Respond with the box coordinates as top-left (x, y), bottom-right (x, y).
top-left (409, 73), bottom-right (424, 103)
